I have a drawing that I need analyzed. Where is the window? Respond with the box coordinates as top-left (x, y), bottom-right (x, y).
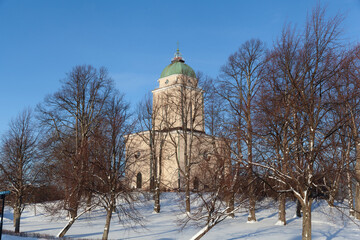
top-left (136, 172), bottom-right (142, 189)
top-left (193, 177), bottom-right (199, 191)
top-left (203, 151), bottom-right (209, 161)
top-left (135, 151), bottom-right (141, 159)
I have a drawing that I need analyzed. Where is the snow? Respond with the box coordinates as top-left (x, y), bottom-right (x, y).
top-left (2, 236), bottom-right (38, 240)
top-left (247, 220), bottom-right (257, 223)
top-left (275, 220), bottom-right (285, 225)
top-left (2, 193), bottom-right (360, 240)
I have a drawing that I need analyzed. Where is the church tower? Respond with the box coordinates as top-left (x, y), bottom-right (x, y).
top-left (152, 49), bottom-right (204, 133)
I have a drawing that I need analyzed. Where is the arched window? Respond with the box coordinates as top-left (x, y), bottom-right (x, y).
top-left (136, 172), bottom-right (142, 189)
top-left (203, 151), bottom-right (210, 161)
top-left (193, 177), bottom-right (199, 191)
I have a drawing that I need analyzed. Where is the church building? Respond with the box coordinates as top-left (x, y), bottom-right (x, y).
top-left (126, 49), bottom-right (225, 191)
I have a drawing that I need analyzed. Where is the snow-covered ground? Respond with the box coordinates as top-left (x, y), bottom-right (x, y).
top-left (2, 193), bottom-right (360, 239)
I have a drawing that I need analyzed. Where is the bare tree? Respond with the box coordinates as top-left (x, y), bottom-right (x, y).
top-left (219, 39), bottom-right (266, 222)
top-left (186, 147), bottom-right (244, 240)
top-left (37, 65), bottom-right (113, 237)
top-left (89, 93), bottom-right (142, 240)
top-left (178, 97), bottom-right (235, 239)
top-left (256, 68), bottom-right (292, 225)
top-left (200, 75), bottom-right (238, 217)
top-left (345, 45), bottom-right (360, 219)
top-left (135, 94), bottom-right (169, 213)
top-left (254, 6), bottom-right (347, 240)
top-left (324, 73), bottom-right (354, 208)
top-left (0, 109), bottom-right (41, 233)
top-left (153, 69), bottom-right (205, 213)
top-left (178, 74), bottom-right (248, 240)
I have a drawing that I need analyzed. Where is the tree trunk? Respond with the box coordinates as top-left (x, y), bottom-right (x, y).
top-left (296, 199), bottom-right (302, 217)
top-left (248, 198), bottom-right (256, 221)
top-left (186, 174), bottom-right (191, 213)
top-left (190, 223), bottom-right (214, 240)
top-left (226, 158), bottom-right (236, 218)
top-left (348, 181), bottom-right (355, 216)
top-left (246, 87), bottom-right (256, 223)
top-left (347, 161), bottom-right (355, 216)
top-left (247, 182), bottom-right (256, 222)
top-left (13, 207), bottom-right (21, 233)
top-left (354, 139), bottom-right (360, 219)
top-left (345, 137), bottom-right (355, 216)
top-left (301, 200), bottom-right (312, 240)
top-left (226, 190), bottom-right (235, 218)
top-left (154, 184), bottom-right (160, 213)
top-left (328, 159), bottom-right (342, 207)
top-left (327, 192), bottom-right (335, 207)
top-left (278, 194), bottom-right (286, 225)
top-left (58, 217), bottom-right (75, 237)
top-left (356, 183), bottom-right (360, 219)
top-left (57, 209), bottom-right (77, 237)
top-left (153, 153), bottom-right (161, 213)
top-left (102, 207), bottom-right (113, 240)
top-left (86, 193), bottom-right (92, 208)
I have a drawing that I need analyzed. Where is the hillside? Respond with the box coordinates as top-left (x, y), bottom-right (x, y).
top-left (2, 193), bottom-right (360, 239)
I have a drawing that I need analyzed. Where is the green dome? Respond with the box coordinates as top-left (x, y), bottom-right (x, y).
top-left (160, 49), bottom-right (196, 78)
top-left (160, 61), bottom-right (196, 78)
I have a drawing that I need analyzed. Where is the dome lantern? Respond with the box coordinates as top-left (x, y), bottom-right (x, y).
top-left (172, 48), bottom-right (184, 63)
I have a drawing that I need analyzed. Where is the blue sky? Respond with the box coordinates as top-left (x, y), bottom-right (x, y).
top-left (0, 0), bottom-right (360, 135)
